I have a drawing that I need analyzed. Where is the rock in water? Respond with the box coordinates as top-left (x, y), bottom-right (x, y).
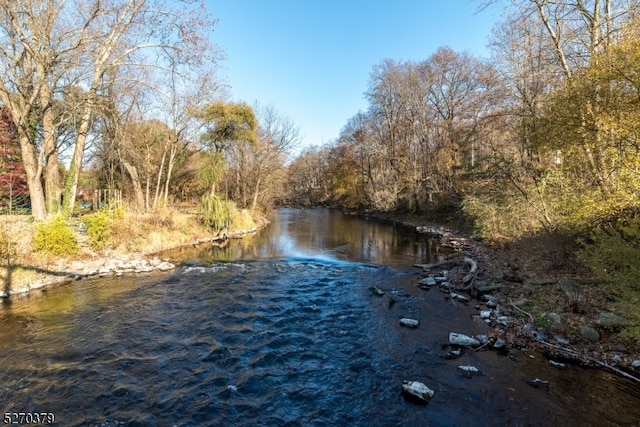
top-left (401, 380), bottom-right (435, 404)
top-left (399, 318), bottom-right (420, 328)
top-left (449, 332), bottom-right (481, 347)
top-left (457, 365), bottom-right (482, 378)
top-left (371, 286), bottom-right (385, 296)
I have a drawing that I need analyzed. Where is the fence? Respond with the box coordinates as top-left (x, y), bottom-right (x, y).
top-left (93, 189), bottom-right (122, 210)
top-left (0, 193), bottom-right (30, 215)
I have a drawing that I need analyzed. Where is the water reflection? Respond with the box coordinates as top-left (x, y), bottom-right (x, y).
top-left (167, 208), bottom-right (448, 267)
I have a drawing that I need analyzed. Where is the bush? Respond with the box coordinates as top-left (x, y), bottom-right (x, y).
top-left (82, 207), bottom-right (125, 249)
top-left (83, 210), bottom-right (111, 249)
top-left (33, 215), bottom-right (78, 257)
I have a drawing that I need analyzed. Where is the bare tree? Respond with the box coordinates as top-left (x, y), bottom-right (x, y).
top-left (0, 0), bottom-right (222, 218)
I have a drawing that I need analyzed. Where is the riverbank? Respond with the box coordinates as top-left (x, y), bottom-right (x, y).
top-left (0, 211), bottom-right (270, 299)
top-left (364, 210), bottom-right (640, 379)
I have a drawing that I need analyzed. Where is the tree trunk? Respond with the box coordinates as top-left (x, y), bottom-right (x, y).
top-left (163, 144), bottom-right (177, 205)
top-left (153, 147), bottom-right (167, 209)
top-left (63, 106), bottom-right (92, 215)
top-left (122, 160), bottom-right (145, 211)
top-left (17, 134), bottom-right (47, 220)
top-left (41, 81), bottom-right (61, 215)
top-left (251, 176), bottom-right (262, 210)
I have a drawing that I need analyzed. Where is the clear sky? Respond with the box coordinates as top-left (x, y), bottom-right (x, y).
top-left (205, 1), bottom-right (502, 152)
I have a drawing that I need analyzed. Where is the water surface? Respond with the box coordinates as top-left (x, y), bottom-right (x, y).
top-left (1, 208), bottom-right (638, 426)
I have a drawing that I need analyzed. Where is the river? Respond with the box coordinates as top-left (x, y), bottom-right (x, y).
top-left (0, 208), bottom-right (638, 426)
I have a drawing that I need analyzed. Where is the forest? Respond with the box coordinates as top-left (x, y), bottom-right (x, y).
top-left (0, 0), bottom-right (639, 333)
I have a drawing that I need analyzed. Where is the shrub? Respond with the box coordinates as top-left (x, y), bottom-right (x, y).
top-left (82, 210), bottom-right (112, 249)
top-left (33, 215), bottom-right (78, 257)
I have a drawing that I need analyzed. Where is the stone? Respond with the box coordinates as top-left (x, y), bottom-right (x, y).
top-left (135, 265), bottom-right (154, 273)
top-left (474, 281), bottom-right (502, 294)
top-left (156, 261), bottom-right (175, 271)
top-left (612, 344), bottom-right (628, 353)
top-left (419, 276), bottom-right (437, 286)
top-left (475, 335), bottom-right (489, 345)
top-left (596, 312), bottom-right (627, 332)
top-left (534, 330), bottom-right (549, 342)
top-left (457, 365), bottom-right (482, 378)
top-left (480, 310), bottom-right (493, 319)
top-left (371, 286), bottom-right (385, 296)
top-left (450, 292), bottom-right (469, 303)
top-left (497, 316), bottom-right (510, 326)
top-left (399, 318), bottom-right (420, 328)
top-left (553, 335), bottom-right (571, 346)
top-left (492, 338), bottom-right (506, 349)
top-left (401, 380), bottom-right (435, 404)
top-left (548, 360), bottom-right (566, 370)
top-left (631, 360), bottom-right (640, 369)
top-left (449, 332), bottom-right (480, 347)
top-left (546, 312), bottom-right (562, 326)
top-left (580, 326), bottom-right (600, 343)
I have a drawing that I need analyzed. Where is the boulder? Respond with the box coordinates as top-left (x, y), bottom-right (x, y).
top-left (596, 312), bottom-right (627, 332)
top-left (401, 380), bottom-right (435, 404)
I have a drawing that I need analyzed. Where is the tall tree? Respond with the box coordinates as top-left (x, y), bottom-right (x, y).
top-left (195, 101), bottom-right (258, 196)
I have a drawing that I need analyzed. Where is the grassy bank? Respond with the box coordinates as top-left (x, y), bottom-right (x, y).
top-left (0, 205), bottom-right (267, 297)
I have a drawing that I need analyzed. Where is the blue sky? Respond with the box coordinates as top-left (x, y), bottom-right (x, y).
top-left (205, 1), bottom-right (502, 152)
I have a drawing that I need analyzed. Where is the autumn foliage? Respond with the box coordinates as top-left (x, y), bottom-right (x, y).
top-left (0, 109), bottom-right (28, 198)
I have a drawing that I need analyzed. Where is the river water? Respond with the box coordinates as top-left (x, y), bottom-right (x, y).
top-left (1, 208), bottom-right (639, 426)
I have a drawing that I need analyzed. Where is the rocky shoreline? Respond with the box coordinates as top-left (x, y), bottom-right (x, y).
top-left (404, 220), bottom-right (640, 385)
top-left (1, 223), bottom-right (268, 299)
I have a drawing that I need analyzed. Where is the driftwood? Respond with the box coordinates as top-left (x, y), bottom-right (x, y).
top-left (461, 257), bottom-right (478, 283)
top-left (510, 299), bottom-right (534, 323)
